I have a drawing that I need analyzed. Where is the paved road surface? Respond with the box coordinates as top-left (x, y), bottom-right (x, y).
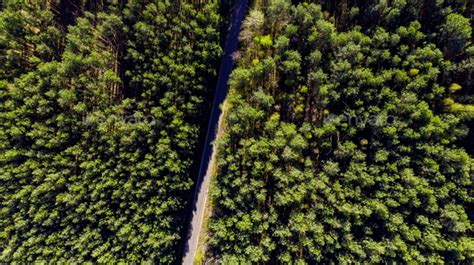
top-left (181, 0), bottom-right (249, 264)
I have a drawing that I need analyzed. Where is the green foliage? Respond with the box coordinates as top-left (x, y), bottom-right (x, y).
top-left (441, 13), bottom-right (472, 58)
top-left (409, 68), bottom-right (420, 77)
top-left (194, 249), bottom-right (204, 264)
top-left (450, 83), bottom-right (462, 92)
top-left (259, 35), bottom-right (273, 47)
top-left (0, 1), bottom-right (222, 263)
top-left (209, 0), bottom-right (473, 263)
top-left (0, 1), bottom-right (61, 80)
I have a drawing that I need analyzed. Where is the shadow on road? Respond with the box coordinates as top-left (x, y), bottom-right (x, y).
top-left (181, 0), bottom-right (249, 264)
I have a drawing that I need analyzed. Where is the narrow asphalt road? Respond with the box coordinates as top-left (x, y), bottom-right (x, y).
top-left (181, 0), bottom-right (249, 264)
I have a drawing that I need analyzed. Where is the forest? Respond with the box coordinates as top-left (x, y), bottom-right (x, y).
top-left (208, 0), bottom-right (473, 263)
top-left (0, 0), bottom-right (472, 264)
top-left (0, 0), bottom-right (223, 262)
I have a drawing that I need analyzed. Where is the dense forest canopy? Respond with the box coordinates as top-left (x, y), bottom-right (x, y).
top-left (0, 0), bottom-right (472, 263)
top-left (208, 0), bottom-right (473, 263)
top-left (0, 0), bottom-right (222, 262)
